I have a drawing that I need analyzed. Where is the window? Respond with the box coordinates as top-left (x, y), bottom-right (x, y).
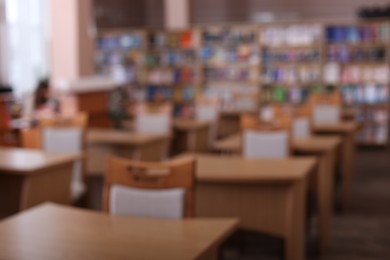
top-left (4, 0), bottom-right (50, 97)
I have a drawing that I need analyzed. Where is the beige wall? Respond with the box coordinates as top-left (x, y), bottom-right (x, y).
top-left (51, 0), bottom-right (94, 89)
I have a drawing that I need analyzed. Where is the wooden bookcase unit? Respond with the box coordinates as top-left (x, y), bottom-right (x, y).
top-left (94, 19), bottom-right (390, 145)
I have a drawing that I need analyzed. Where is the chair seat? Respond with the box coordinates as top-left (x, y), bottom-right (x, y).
top-left (110, 185), bottom-right (185, 219)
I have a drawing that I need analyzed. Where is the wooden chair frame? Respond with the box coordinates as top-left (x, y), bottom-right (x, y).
top-left (103, 155), bottom-right (196, 218)
top-left (240, 114), bottom-right (293, 157)
top-left (20, 113), bottom-right (89, 184)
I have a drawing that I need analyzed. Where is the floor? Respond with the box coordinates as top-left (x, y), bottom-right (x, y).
top-left (85, 148), bottom-right (390, 259)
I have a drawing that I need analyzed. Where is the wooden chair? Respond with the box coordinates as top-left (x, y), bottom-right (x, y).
top-left (240, 114), bottom-right (292, 159)
top-left (134, 103), bottom-right (172, 135)
top-left (309, 92), bottom-right (342, 125)
top-left (103, 155), bottom-right (196, 219)
top-left (273, 104), bottom-right (313, 139)
top-left (20, 113), bottom-right (89, 203)
top-left (195, 98), bottom-right (220, 148)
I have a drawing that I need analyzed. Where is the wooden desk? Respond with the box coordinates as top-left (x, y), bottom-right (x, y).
top-left (87, 129), bottom-right (170, 175)
top-left (183, 154), bottom-right (317, 260)
top-left (0, 148), bottom-right (79, 218)
top-left (313, 122), bottom-right (358, 210)
top-left (0, 203), bottom-right (238, 260)
top-left (172, 119), bottom-right (210, 154)
top-left (212, 134), bottom-right (341, 252)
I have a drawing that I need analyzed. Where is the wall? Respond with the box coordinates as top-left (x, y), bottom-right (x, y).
top-left (94, 0), bottom-right (164, 29)
top-left (191, 0), bottom-right (390, 24)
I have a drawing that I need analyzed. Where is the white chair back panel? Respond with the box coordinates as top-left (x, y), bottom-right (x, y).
top-left (135, 113), bottom-right (171, 134)
top-left (42, 127), bottom-right (83, 153)
top-left (243, 130), bottom-right (289, 159)
top-left (195, 105), bottom-right (219, 147)
top-left (42, 127), bottom-right (85, 201)
top-left (110, 185), bottom-right (185, 219)
top-left (195, 105), bottom-right (218, 122)
top-left (313, 105), bottom-right (341, 125)
top-left (293, 117), bottom-right (311, 139)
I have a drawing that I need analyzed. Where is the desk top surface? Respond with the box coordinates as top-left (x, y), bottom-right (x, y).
top-left (313, 121), bottom-right (358, 133)
top-left (0, 148), bottom-right (79, 174)
top-left (87, 129), bottom-right (170, 145)
top-left (173, 118), bottom-right (211, 130)
top-left (0, 204), bottom-right (238, 260)
top-left (179, 154), bottom-right (316, 183)
top-left (212, 134), bottom-right (341, 154)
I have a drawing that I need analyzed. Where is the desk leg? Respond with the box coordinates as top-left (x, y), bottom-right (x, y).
top-left (317, 151), bottom-right (334, 252)
top-left (285, 178), bottom-right (307, 260)
top-left (341, 133), bottom-right (355, 211)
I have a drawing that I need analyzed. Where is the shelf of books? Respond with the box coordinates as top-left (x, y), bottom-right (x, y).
top-left (143, 30), bottom-right (201, 118)
top-left (259, 23), bottom-right (324, 105)
top-left (198, 25), bottom-right (260, 112)
top-left (95, 29), bottom-right (201, 119)
top-left (95, 29), bottom-right (147, 118)
top-left (324, 20), bottom-right (390, 145)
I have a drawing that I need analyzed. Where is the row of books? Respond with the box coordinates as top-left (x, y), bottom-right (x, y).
top-left (204, 67), bottom-right (258, 82)
top-left (326, 23), bottom-right (389, 44)
top-left (145, 68), bottom-right (199, 85)
top-left (145, 85), bottom-right (198, 103)
top-left (263, 49), bottom-right (321, 63)
top-left (144, 50), bottom-right (197, 67)
top-left (203, 83), bottom-right (259, 111)
top-left (327, 46), bottom-right (386, 63)
top-left (357, 125), bottom-right (388, 144)
top-left (200, 46), bottom-right (259, 65)
top-left (261, 25), bottom-right (322, 47)
top-left (341, 84), bottom-right (388, 105)
top-left (202, 29), bottom-right (257, 46)
top-left (324, 63), bottom-right (389, 84)
top-left (148, 31), bottom-right (198, 49)
top-left (261, 85), bottom-right (320, 104)
top-left (262, 67), bottom-right (321, 85)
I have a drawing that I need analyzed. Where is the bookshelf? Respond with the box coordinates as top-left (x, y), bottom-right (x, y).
top-left (94, 20), bottom-right (390, 145)
top-left (324, 20), bottom-right (390, 145)
top-left (95, 29), bottom-right (201, 119)
top-left (143, 29), bottom-right (201, 118)
top-left (259, 23), bottom-right (324, 105)
top-left (199, 25), bottom-right (260, 112)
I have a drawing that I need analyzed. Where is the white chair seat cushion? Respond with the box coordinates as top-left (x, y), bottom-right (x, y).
top-left (110, 185), bottom-right (185, 219)
top-left (243, 130), bottom-right (289, 159)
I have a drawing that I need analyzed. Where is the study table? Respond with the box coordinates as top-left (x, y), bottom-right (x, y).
top-left (313, 122), bottom-right (359, 210)
top-left (0, 203), bottom-right (238, 260)
top-left (87, 129), bottom-right (170, 175)
top-left (177, 153), bottom-right (317, 260)
top-left (0, 148), bottom-right (79, 218)
top-left (172, 118), bottom-right (211, 154)
top-left (212, 133), bottom-right (341, 252)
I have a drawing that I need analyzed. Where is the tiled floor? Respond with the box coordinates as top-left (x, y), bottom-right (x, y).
top-left (85, 148), bottom-right (390, 259)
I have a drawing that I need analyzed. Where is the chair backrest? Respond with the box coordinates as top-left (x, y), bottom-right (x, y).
top-left (103, 156), bottom-right (195, 219)
top-left (292, 117), bottom-right (311, 139)
top-left (195, 104), bottom-right (219, 122)
top-left (20, 114), bottom-right (88, 202)
top-left (312, 104), bottom-right (341, 125)
top-left (241, 114), bottom-right (292, 159)
top-left (135, 112), bottom-right (171, 134)
top-left (195, 103), bottom-right (220, 147)
top-left (309, 92), bottom-right (341, 125)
